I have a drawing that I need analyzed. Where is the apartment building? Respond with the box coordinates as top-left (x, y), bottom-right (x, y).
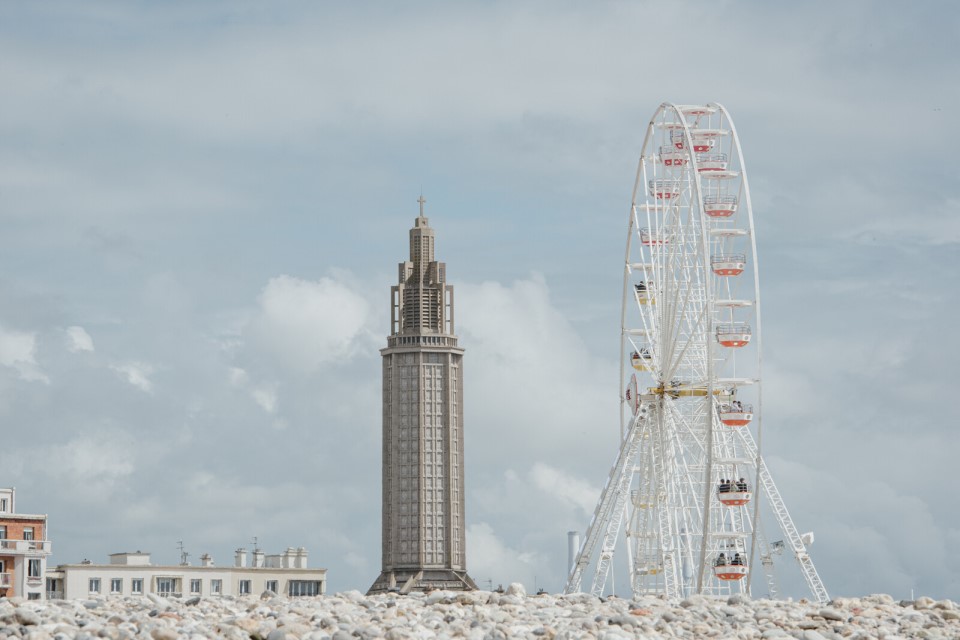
top-left (0, 487), bottom-right (52, 600)
top-left (46, 547), bottom-right (326, 599)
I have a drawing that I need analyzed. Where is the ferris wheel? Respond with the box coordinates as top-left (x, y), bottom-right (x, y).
top-left (565, 103), bottom-right (829, 603)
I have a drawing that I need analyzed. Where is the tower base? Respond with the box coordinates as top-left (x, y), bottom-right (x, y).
top-left (367, 568), bottom-right (478, 595)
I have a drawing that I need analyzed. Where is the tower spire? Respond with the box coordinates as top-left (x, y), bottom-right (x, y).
top-left (417, 194), bottom-right (426, 217)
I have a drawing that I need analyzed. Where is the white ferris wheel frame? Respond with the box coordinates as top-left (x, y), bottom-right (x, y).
top-left (565, 102), bottom-right (829, 604)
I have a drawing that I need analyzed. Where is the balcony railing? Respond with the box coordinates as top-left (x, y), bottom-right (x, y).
top-left (0, 539), bottom-right (52, 553)
top-left (0, 572), bottom-right (11, 588)
top-left (46, 591), bottom-right (64, 600)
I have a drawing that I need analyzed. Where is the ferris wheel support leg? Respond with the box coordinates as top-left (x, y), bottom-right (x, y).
top-left (654, 410), bottom-right (681, 599)
top-left (564, 409), bottom-right (652, 595)
top-left (753, 527), bottom-right (781, 599)
top-left (734, 428), bottom-right (830, 604)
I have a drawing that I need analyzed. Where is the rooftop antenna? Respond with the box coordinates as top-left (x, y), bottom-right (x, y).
top-left (177, 540), bottom-right (190, 566)
top-left (251, 535), bottom-right (260, 552)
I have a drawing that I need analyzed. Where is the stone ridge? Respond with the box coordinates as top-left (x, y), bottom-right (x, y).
top-left (1, 589), bottom-right (956, 639)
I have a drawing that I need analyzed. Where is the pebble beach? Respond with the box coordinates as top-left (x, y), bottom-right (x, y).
top-left (2, 586), bottom-right (957, 640)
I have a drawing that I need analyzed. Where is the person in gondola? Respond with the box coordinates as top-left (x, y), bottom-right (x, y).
top-left (716, 553), bottom-right (727, 567)
top-left (733, 400), bottom-right (742, 412)
top-left (718, 479), bottom-right (729, 493)
top-left (737, 477), bottom-right (748, 492)
top-left (635, 281), bottom-right (647, 292)
top-left (732, 553), bottom-right (743, 566)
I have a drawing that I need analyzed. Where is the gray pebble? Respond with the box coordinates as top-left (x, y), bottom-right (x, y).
top-left (15, 610), bottom-right (41, 626)
top-left (818, 608), bottom-right (845, 622)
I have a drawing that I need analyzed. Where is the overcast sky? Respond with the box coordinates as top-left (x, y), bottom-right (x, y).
top-left (1, 1), bottom-right (958, 600)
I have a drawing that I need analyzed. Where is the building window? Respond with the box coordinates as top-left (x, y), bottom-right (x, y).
top-left (0, 526), bottom-right (6, 539)
top-left (156, 577), bottom-right (177, 596)
top-left (190, 579), bottom-right (201, 594)
top-left (23, 527), bottom-right (34, 541)
top-left (210, 579), bottom-right (222, 595)
top-left (131, 579), bottom-right (143, 595)
top-left (27, 593), bottom-right (41, 600)
top-left (239, 580), bottom-right (251, 595)
top-left (288, 580), bottom-right (322, 597)
top-left (265, 580), bottom-right (278, 593)
top-left (89, 578), bottom-right (101, 594)
top-left (111, 578), bottom-right (122, 594)
top-left (0, 499), bottom-right (7, 512)
top-left (28, 559), bottom-right (41, 578)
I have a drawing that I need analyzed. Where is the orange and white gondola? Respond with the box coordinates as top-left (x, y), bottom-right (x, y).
top-left (717, 489), bottom-right (753, 507)
top-left (678, 105), bottom-right (718, 117)
top-left (696, 153), bottom-right (728, 172)
top-left (634, 283), bottom-right (655, 305)
top-left (716, 324), bottom-right (752, 348)
top-left (711, 254), bottom-right (746, 276)
top-left (631, 349), bottom-right (653, 371)
top-left (714, 561), bottom-right (748, 581)
top-left (640, 228), bottom-right (670, 246)
top-left (703, 195), bottom-right (738, 218)
top-left (659, 145), bottom-right (688, 168)
top-left (648, 179), bottom-right (681, 199)
top-left (719, 403), bottom-right (754, 427)
top-left (670, 129), bottom-right (717, 153)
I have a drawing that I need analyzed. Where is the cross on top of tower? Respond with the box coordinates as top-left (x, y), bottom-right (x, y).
top-left (417, 195), bottom-right (426, 217)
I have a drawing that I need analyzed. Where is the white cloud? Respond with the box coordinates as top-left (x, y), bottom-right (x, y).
top-left (65, 325), bottom-right (95, 353)
top-left (110, 361), bottom-right (154, 393)
top-left (245, 274), bottom-right (373, 373)
top-left (252, 384), bottom-right (278, 414)
top-left (467, 522), bottom-right (542, 591)
top-left (1, 432), bottom-right (136, 504)
top-left (228, 366), bottom-right (249, 387)
top-left (529, 463), bottom-right (599, 515)
top-left (227, 366), bottom-right (279, 415)
top-left (0, 326), bottom-right (48, 383)
top-left (458, 275), bottom-right (617, 469)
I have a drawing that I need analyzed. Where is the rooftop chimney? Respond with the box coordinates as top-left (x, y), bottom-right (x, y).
top-left (200, 553), bottom-right (214, 567)
top-left (234, 548), bottom-right (248, 568)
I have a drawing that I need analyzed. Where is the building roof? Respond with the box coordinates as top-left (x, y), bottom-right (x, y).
top-left (0, 513), bottom-right (47, 521)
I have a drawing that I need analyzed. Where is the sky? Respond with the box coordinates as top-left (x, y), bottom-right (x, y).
top-left (1, 0), bottom-right (958, 600)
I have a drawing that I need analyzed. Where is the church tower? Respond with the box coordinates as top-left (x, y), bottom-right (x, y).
top-left (367, 197), bottom-right (476, 594)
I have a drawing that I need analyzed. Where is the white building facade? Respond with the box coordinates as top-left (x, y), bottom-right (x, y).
top-left (46, 547), bottom-right (326, 600)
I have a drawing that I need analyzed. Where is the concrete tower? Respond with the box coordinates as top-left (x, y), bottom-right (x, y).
top-left (367, 197), bottom-right (476, 594)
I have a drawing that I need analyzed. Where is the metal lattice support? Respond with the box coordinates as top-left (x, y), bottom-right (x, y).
top-left (566, 408), bottom-right (653, 595)
top-left (564, 102), bottom-right (828, 604)
top-left (734, 427), bottom-right (830, 603)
